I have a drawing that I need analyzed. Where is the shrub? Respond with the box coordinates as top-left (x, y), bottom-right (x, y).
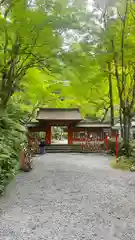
top-left (0, 110), bottom-right (27, 195)
top-left (107, 138), bottom-right (124, 156)
top-left (130, 140), bottom-right (135, 160)
top-left (110, 156), bottom-right (132, 171)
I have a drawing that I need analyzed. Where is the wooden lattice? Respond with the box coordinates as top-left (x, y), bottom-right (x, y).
top-left (81, 134), bottom-right (105, 152)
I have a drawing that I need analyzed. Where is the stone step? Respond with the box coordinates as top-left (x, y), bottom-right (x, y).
top-left (45, 145), bottom-right (81, 153)
top-left (46, 144), bottom-right (80, 150)
top-left (38, 144), bottom-right (105, 153)
top-left (46, 144), bottom-right (80, 147)
top-left (46, 149), bottom-right (82, 153)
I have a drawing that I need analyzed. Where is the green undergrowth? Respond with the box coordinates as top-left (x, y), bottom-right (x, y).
top-left (110, 140), bottom-right (135, 171)
top-left (0, 104), bottom-right (27, 195)
top-left (110, 156), bottom-right (132, 171)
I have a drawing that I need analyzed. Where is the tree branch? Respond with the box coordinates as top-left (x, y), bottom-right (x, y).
top-left (101, 105), bottom-right (110, 122)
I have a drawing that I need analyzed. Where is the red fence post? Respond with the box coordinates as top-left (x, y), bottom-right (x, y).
top-left (116, 133), bottom-right (119, 162)
top-left (105, 134), bottom-right (109, 152)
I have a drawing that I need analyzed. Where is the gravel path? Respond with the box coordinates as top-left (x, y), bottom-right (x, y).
top-left (1, 153), bottom-right (135, 240)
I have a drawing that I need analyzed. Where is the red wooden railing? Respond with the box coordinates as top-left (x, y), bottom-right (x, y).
top-left (74, 133), bottom-right (119, 158)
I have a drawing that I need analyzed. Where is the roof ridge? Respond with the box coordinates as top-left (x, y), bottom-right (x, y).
top-left (38, 108), bottom-right (80, 111)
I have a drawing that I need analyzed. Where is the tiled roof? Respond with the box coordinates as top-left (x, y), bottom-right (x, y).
top-left (75, 120), bottom-right (111, 128)
top-left (36, 108), bottom-right (82, 121)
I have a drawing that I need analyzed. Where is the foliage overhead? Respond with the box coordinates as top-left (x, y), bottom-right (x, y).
top-left (1, 0), bottom-right (135, 193)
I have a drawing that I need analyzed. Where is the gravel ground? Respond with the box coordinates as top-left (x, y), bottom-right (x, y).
top-left (1, 153), bottom-right (135, 240)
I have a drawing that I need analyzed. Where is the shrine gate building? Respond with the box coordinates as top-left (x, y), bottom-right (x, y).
top-left (27, 108), bottom-right (114, 148)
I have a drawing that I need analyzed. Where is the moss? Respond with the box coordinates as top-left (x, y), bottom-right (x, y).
top-left (110, 156), bottom-right (132, 171)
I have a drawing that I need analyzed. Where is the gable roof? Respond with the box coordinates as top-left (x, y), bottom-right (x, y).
top-left (36, 108), bottom-right (82, 121)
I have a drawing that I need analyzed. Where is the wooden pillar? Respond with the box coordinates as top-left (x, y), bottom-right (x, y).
top-left (68, 125), bottom-right (73, 145)
top-left (46, 125), bottom-right (51, 145)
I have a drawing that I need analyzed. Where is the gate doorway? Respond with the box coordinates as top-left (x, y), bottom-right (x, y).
top-left (51, 126), bottom-right (68, 145)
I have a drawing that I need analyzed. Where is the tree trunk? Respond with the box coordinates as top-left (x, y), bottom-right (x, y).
top-left (128, 116), bottom-right (131, 141)
top-left (119, 107), bottom-right (123, 138)
top-left (111, 40), bottom-right (124, 135)
top-left (108, 61), bottom-right (114, 126)
top-left (123, 111), bottom-right (131, 156)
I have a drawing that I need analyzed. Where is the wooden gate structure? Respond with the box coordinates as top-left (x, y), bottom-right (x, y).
top-left (27, 108), bottom-right (118, 153)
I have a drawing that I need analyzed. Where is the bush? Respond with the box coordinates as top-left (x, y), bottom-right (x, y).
top-left (107, 138), bottom-right (124, 156)
top-left (110, 156), bottom-right (132, 171)
top-left (0, 110), bottom-right (27, 195)
top-left (130, 140), bottom-right (135, 160)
